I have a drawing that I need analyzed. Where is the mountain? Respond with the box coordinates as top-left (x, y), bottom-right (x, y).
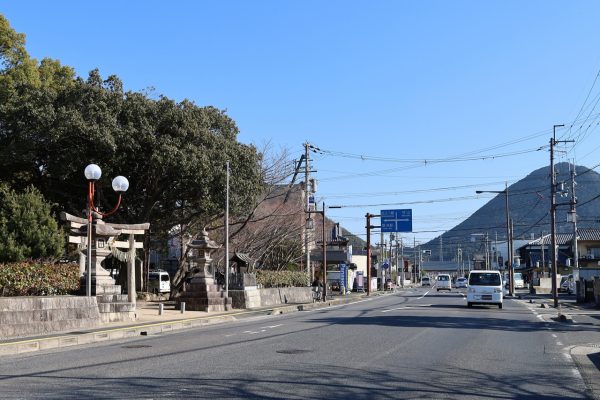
top-left (423, 163), bottom-right (600, 261)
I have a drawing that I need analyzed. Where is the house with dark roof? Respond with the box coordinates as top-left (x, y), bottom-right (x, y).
top-left (517, 228), bottom-right (600, 279)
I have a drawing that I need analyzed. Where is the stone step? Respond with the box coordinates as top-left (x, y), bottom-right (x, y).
top-left (179, 291), bottom-right (230, 299)
top-left (96, 294), bottom-right (129, 303)
top-left (97, 302), bottom-right (136, 313)
top-left (184, 283), bottom-right (221, 292)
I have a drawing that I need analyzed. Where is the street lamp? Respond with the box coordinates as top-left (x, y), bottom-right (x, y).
top-left (84, 164), bottom-right (129, 297)
top-left (476, 183), bottom-right (512, 296)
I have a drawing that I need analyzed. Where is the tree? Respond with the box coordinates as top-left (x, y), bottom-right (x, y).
top-left (0, 184), bottom-right (65, 262)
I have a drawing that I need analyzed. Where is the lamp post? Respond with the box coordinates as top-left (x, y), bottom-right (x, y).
top-left (476, 183), bottom-right (512, 295)
top-left (84, 164), bottom-right (129, 297)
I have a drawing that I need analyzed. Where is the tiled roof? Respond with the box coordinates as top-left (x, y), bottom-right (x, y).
top-left (526, 228), bottom-right (600, 246)
top-left (577, 228), bottom-right (600, 241)
top-left (527, 234), bottom-right (573, 246)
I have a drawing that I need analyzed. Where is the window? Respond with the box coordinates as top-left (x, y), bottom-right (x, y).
top-left (438, 275), bottom-right (449, 281)
top-left (469, 273), bottom-right (501, 286)
top-left (587, 247), bottom-right (600, 258)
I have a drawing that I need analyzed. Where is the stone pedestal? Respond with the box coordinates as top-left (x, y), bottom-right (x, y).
top-left (178, 273), bottom-right (232, 312)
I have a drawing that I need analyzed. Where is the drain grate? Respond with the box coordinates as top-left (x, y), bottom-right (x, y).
top-left (122, 345), bottom-right (152, 349)
top-left (276, 349), bottom-right (312, 355)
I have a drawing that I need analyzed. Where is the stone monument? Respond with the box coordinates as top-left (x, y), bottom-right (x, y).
top-left (177, 230), bottom-right (232, 312)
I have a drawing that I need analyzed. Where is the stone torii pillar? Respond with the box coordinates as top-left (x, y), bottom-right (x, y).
top-left (61, 212), bottom-right (149, 301)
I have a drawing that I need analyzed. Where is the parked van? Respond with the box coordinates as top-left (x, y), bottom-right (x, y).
top-left (467, 270), bottom-right (503, 309)
top-left (148, 270), bottom-right (171, 294)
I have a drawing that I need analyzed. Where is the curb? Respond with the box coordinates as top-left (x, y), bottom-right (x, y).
top-left (570, 345), bottom-right (600, 399)
top-left (0, 314), bottom-right (236, 356)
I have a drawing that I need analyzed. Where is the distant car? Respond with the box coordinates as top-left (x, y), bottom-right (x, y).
top-left (436, 274), bottom-right (452, 291)
top-left (421, 277), bottom-right (431, 287)
top-left (503, 272), bottom-right (525, 289)
top-left (513, 272), bottom-right (525, 289)
top-left (455, 277), bottom-right (468, 288)
top-left (560, 274), bottom-right (575, 294)
top-left (385, 279), bottom-right (395, 291)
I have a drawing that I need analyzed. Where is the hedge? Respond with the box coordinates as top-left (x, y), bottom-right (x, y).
top-left (255, 270), bottom-right (310, 288)
top-left (0, 262), bottom-right (80, 296)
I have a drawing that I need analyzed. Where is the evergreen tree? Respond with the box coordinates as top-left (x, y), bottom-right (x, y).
top-left (0, 185), bottom-right (65, 262)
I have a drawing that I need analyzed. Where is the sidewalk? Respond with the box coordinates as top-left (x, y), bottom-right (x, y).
top-left (0, 290), bottom-right (386, 356)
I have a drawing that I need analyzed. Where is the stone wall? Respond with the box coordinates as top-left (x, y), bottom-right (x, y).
top-left (261, 288), bottom-right (309, 307)
top-left (230, 287), bottom-right (312, 309)
top-left (0, 296), bottom-right (101, 339)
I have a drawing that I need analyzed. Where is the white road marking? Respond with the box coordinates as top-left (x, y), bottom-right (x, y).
top-left (382, 304), bottom-right (432, 313)
top-left (260, 324), bottom-right (282, 329)
top-left (552, 334), bottom-right (557, 338)
top-left (418, 290), bottom-right (430, 300)
top-left (557, 341), bottom-right (563, 346)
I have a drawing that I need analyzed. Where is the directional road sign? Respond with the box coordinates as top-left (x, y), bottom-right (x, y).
top-left (380, 209), bottom-right (412, 233)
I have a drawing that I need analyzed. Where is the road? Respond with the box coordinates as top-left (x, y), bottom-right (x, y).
top-left (0, 287), bottom-right (594, 399)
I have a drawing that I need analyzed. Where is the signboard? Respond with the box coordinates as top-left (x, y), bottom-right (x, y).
top-left (356, 271), bottom-right (364, 292)
top-left (380, 209), bottom-right (412, 233)
top-left (339, 263), bottom-right (347, 292)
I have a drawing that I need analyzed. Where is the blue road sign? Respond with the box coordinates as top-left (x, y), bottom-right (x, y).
top-left (380, 209), bottom-right (412, 233)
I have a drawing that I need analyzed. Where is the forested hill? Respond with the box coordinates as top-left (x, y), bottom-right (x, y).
top-left (424, 163), bottom-right (600, 261)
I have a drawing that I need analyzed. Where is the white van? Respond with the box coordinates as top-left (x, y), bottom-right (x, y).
top-left (467, 270), bottom-right (503, 309)
top-left (148, 270), bottom-right (171, 294)
top-left (436, 274), bottom-right (452, 291)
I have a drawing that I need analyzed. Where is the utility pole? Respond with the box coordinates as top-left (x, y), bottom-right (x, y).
top-left (365, 213), bottom-right (376, 296)
top-left (570, 163), bottom-right (579, 282)
top-left (225, 161), bottom-right (230, 298)
top-left (550, 124), bottom-right (571, 308)
top-left (440, 236), bottom-right (443, 262)
top-left (540, 231), bottom-right (545, 277)
top-left (380, 231), bottom-right (385, 291)
top-left (414, 237), bottom-right (417, 283)
top-left (304, 142), bottom-right (311, 283)
top-left (322, 201), bottom-right (327, 302)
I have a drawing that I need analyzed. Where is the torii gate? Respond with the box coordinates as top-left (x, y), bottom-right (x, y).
top-left (61, 212), bottom-right (149, 303)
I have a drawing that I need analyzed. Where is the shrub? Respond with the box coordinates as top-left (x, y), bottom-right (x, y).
top-left (0, 185), bottom-right (65, 262)
top-left (255, 270), bottom-right (310, 288)
top-left (0, 261), bottom-right (80, 296)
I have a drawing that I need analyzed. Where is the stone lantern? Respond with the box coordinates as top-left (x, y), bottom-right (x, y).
top-left (177, 230), bottom-right (232, 312)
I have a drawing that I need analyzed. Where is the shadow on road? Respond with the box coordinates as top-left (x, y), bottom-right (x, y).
top-left (0, 358), bottom-right (586, 399)
top-left (308, 313), bottom-right (599, 333)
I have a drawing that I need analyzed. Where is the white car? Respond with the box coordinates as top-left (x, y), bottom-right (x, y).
top-left (513, 272), bottom-right (524, 289)
top-left (560, 275), bottom-right (575, 294)
top-left (421, 277), bottom-right (431, 287)
top-left (455, 277), bottom-right (467, 288)
top-left (467, 270), bottom-right (503, 309)
top-left (436, 274), bottom-right (452, 291)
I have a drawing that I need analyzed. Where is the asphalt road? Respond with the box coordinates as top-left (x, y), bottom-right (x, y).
top-left (0, 287), bottom-right (593, 399)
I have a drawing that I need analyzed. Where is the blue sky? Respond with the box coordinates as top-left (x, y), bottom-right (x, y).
top-left (3, 1), bottom-right (600, 245)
